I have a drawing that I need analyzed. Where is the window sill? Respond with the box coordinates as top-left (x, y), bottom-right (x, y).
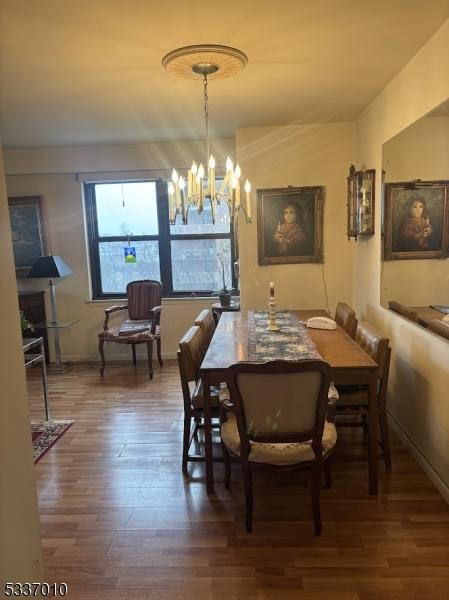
top-left (85, 296), bottom-right (239, 305)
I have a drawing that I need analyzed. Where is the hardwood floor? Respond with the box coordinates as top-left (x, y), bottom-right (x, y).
top-left (26, 362), bottom-right (449, 600)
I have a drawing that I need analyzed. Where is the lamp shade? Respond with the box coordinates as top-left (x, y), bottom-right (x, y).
top-left (27, 255), bottom-right (72, 278)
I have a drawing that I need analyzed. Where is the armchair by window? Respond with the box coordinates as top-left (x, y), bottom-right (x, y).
top-left (98, 280), bottom-right (163, 379)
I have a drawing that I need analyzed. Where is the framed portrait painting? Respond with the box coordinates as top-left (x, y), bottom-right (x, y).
top-left (8, 196), bottom-right (48, 276)
top-left (383, 181), bottom-right (449, 260)
top-left (257, 186), bottom-right (324, 265)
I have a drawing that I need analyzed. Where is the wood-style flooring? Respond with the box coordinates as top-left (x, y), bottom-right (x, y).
top-left (27, 361), bottom-right (449, 600)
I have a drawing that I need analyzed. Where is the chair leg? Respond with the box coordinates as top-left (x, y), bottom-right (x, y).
top-left (324, 459), bottom-right (332, 489)
top-left (99, 340), bottom-right (105, 376)
top-left (311, 464), bottom-right (322, 535)
top-left (379, 408), bottom-right (392, 470)
top-left (146, 341), bottom-right (153, 380)
top-left (242, 460), bottom-right (253, 533)
top-left (182, 412), bottom-right (191, 474)
top-left (157, 337), bottom-right (163, 367)
top-left (221, 441), bottom-right (231, 489)
top-left (132, 344), bottom-right (137, 365)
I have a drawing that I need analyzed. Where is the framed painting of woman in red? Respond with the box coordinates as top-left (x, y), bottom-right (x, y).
top-left (383, 181), bottom-right (449, 260)
top-left (257, 186), bottom-right (324, 265)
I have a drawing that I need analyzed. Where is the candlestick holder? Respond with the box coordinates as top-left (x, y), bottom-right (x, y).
top-left (267, 296), bottom-right (280, 331)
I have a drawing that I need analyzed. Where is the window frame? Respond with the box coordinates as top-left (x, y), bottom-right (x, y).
top-left (84, 179), bottom-right (236, 299)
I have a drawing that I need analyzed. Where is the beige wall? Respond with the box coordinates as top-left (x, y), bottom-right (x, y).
top-left (0, 149), bottom-right (43, 582)
top-left (236, 124), bottom-right (354, 312)
top-left (381, 115), bottom-right (449, 306)
top-left (5, 139), bottom-right (235, 360)
top-left (354, 19), bottom-right (449, 497)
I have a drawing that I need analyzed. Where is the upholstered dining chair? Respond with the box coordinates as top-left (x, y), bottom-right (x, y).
top-left (388, 300), bottom-right (419, 323)
top-left (335, 321), bottom-right (392, 469)
top-left (98, 280), bottom-right (163, 379)
top-left (335, 302), bottom-right (358, 338)
top-left (177, 325), bottom-right (221, 474)
top-left (220, 359), bottom-right (336, 534)
top-left (194, 309), bottom-right (216, 350)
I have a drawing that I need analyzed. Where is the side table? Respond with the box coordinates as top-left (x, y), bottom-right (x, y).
top-left (23, 337), bottom-right (49, 420)
top-left (212, 301), bottom-right (240, 326)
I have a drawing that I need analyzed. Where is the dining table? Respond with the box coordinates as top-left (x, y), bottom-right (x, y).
top-left (200, 309), bottom-right (379, 495)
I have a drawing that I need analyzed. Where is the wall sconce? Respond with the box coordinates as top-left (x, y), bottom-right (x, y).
top-left (347, 165), bottom-right (375, 240)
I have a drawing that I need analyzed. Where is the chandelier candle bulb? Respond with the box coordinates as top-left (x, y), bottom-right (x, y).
top-left (168, 182), bottom-right (176, 223)
top-left (208, 155), bottom-right (216, 199)
top-left (270, 282), bottom-right (275, 297)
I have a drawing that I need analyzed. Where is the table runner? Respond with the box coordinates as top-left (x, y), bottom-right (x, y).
top-left (248, 311), bottom-right (321, 361)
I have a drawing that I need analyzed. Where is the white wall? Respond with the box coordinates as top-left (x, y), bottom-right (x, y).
top-left (0, 148), bottom-right (43, 582)
top-left (354, 19), bottom-right (449, 497)
top-left (236, 123), bottom-right (355, 312)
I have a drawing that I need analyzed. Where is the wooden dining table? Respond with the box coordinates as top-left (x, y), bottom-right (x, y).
top-left (200, 309), bottom-right (379, 495)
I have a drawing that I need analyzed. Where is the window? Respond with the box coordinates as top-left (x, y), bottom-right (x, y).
top-left (84, 180), bottom-right (235, 298)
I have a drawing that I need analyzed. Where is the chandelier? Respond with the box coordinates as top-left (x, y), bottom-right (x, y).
top-left (162, 45), bottom-right (252, 226)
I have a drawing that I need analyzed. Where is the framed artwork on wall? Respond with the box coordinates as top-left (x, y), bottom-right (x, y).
top-left (8, 196), bottom-right (48, 276)
top-left (257, 186), bottom-right (324, 265)
top-left (383, 181), bottom-right (449, 260)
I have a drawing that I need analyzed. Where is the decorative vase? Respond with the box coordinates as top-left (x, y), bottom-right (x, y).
top-left (219, 293), bottom-right (232, 307)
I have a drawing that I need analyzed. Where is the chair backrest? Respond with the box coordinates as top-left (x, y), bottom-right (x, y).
top-left (227, 360), bottom-right (331, 451)
top-left (355, 321), bottom-right (390, 380)
top-left (427, 318), bottom-right (449, 340)
top-left (335, 302), bottom-right (358, 338)
top-left (177, 325), bottom-right (206, 385)
top-left (388, 301), bottom-right (418, 323)
top-left (194, 309), bottom-right (216, 347)
top-left (126, 280), bottom-right (162, 320)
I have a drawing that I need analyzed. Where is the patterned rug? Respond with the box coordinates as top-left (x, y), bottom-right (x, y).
top-left (31, 420), bottom-right (74, 463)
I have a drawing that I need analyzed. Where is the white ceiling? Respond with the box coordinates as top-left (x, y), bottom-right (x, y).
top-left (1, 0), bottom-right (449, 148)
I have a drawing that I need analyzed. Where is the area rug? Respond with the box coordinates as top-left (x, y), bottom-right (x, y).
top-left (31, 420), bottom-right (74, 463)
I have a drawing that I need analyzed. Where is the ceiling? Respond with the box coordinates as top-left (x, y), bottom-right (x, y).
top-left (1, 0), bottom-right (449, 148)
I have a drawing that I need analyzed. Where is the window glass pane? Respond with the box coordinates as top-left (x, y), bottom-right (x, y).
top-left (171, 239), bottom-right (232, 292)
top-left (170, 196), bottom-right (230, 235)
top-left (99, 241), bottom-right (160, 293)
top-left (95, 182), bottom-right (158, 236)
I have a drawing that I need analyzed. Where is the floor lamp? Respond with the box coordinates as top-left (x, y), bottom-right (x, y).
top-left (27, 255), bottom-right (73, 372)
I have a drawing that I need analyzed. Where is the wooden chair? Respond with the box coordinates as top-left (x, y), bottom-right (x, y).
top-left (98, 280), bottom-right (163, 379)
top-left (335, 321), bottom-right (392, 469)
top-left (194, 309), bottom-right (216, 349)
top-left (335, 302), bottom-right (358, 338)
top-left (220, 359), bottom-right (335, 534)
top-left (389, 301), bottom-right (419, 323)
top-left (177, 325), bottom-right (221, 474)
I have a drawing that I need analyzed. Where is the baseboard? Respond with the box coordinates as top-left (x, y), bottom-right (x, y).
top-left (64, 351), bottom-right (178, 362)
top-left (388, 411), bottom-right (449, 504)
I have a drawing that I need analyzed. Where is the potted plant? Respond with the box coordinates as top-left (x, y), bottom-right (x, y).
top-left (20, 310), bottom-right (34, 334)
top-left (216, 249), bottom-right (232, 307)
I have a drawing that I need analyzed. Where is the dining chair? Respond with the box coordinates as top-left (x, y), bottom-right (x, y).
top-left (177, 325), bottom-right (221, 474)
top-left (388, 301), bottom-right (419, 323)
top-left (220, 359), bottom-right (335, 534)
top-left (98, 280), bottom-right (163, 379)
top-left (335, 321), bottom-right (392, 469)
top-left (194, 309), bottom-right (216, 349)
top-left (335, 302), bottom-right (358, 338)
